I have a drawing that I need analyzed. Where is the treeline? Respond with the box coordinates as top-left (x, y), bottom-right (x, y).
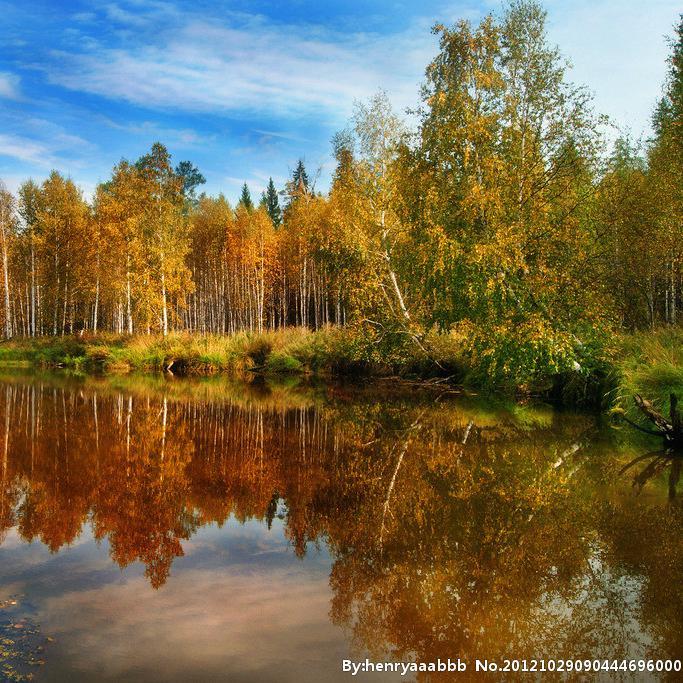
top-left (0, 1), bottom-right (681, 383)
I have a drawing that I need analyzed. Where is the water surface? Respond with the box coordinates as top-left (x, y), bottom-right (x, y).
top-left (0, 372), bottom-right (681, 681)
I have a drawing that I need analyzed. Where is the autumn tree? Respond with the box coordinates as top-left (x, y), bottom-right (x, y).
top-left (648, 14), bottom-right (683, 325)
top-left (96, 161), bottom-right (148, 333)
top-left (136, 143), bottom-right (192, 335)
top-left (0, 183), bottom-right (15, 337)
top-left (396, 1), bottom-right (607, 383)
top-left (34, 172), bottom-right (90, 336)
top-left (595, 139), bottom-right (660, 327)
top-left (186, 194), bottom-right (234, 332)
top-left (17, 180), bottom-right (41, 337)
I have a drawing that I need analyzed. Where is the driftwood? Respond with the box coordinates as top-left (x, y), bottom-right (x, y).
top-left (632, 393), bottom-right (683, 448)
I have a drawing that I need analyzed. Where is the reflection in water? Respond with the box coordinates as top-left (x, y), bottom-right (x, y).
top-left (0, 372), bottom-right (682, 680)
top-left (620, 450), bottom-right (683, 500)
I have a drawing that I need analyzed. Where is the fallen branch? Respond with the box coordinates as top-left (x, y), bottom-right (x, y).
top-left (632, 393), bottom-right (682, 447)
top-left (620, 413), bottom-right (666, 437)
top-left (634, 394), bottom-right (673, 433)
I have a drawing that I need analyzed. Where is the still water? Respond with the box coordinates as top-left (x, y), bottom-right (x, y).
top-left (0, 371), bottom-right (681, 681)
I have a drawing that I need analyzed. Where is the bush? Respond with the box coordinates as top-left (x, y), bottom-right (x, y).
top-left (265, 351), bottom-right (303, 374)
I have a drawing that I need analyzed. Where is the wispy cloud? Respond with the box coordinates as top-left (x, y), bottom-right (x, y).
top-left (252, 130), bottom-right (311, 143)
top-left (0, 72), bottom-right (21, 100)
top-left (72, 11), bottom-right (97, 23)
top-left (0, 134), bottom-right (53, 166)
top-left (99, 116), bottom-right (215, 147)
top-left (104, 2), bottom-right (152, 26)
top-left (42, 14), bottom-right (437, 124)
top-left (0, 119), bottom-right (95, 173)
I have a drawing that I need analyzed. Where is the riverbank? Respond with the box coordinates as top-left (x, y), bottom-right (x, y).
top-left (0, 327), bottom-right (461, 379)
top-left (0, 327), bottom-right (680, 413)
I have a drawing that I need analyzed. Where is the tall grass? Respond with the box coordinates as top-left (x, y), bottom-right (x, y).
top-left (0, 327), bottom-right (414, 378)
top-left (613, 327), bottom-right (683, 416)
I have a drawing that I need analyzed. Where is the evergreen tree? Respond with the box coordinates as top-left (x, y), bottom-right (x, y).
top-left (261, 178), bottom-right (282, 227)
top-left (238, 182), bottom-right (254, 211)
top-left (292, 160), bottom-right (309, 194)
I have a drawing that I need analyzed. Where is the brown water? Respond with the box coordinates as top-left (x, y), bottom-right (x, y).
top-left (0, 371), bottom-right (681, 682)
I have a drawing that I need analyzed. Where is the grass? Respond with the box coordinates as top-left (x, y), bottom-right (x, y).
top-left (0, 327), bottom-right (414, 378)
top-left (1, 326), bottom-right (681, 415)
top-left (612, 327), bottom-right (683, 419)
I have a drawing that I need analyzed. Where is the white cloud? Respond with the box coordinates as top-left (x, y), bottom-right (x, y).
top-left (39, 0), bottom-right (680, 139)
top-left (100, 116), bottom-right (215, 147)
top-left (43, 16), bottom-right (437, 125)
top-left (0, 72), bottom-right (21, 100)
top-left (104, 2), bottom-right (151, 26)
top-left (72, 11), bottom-right (97, 23)
top-left (0, 134), bottom-right (53, 166)
top-left (0, 125), bottom-right (98, 199)
top-left (252, 129), bottom-right (311, 143)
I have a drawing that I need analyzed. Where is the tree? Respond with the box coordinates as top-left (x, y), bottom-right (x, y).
top-left (282, 160), bottom-right (312, 210)
top-left (653, 14), bottom-right (683, 148)
top-left (352, 92), bottom-right (412, 324)
top-left (186, 194), bottom-right (234, 333)
top-left (136, 143), bottom-right (191, 336)
top-left (175, 160), bottom-right (206, 205)
top-left (17, 180), bottom-right (41, 337)
top-left (648, 15), bottom-right (683, 325)
top-left (595, 139), bottom-right (660, 327)
top-left (35, 172), bottom-right (90, 336)
top-left (238, 183), bottom-right (254, 212)
top-left (0, 183), bottom-right (15, 337)
top-left (261, 178), bottom-right (282, 228)
top-left (96, 161), bottom-right (148, 334)
top-left (396, 1), bottom-right (606, 383)
top-left (292, 160), bottom-right (309, 194)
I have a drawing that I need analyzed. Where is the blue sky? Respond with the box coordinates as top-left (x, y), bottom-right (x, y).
top-left (0, 0), bottom-right (680, 202)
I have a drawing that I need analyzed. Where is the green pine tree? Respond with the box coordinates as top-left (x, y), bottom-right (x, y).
top-left (292, 160), bottom-right (309, 194)
top-left (261, 178), bottom-right (282, 227)
top-left (238, 182), bottom-right (254, 211)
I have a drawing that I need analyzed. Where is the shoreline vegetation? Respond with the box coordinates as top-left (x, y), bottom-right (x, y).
top-left (0, 2), bottom-right (680, 424)
top-left (0, 326), bottom-right (682, 417)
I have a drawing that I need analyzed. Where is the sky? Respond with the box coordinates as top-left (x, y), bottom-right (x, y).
top-left (0, 0), bottom-right (680, 202)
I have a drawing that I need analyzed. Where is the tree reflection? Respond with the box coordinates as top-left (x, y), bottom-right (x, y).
top-left (0, 373), bottom-right (682, 676)
top-left (620, 450), bottom-right (683, 500)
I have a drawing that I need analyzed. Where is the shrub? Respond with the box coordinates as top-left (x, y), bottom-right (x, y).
top-left (265, 351), bottom-right (303, 374)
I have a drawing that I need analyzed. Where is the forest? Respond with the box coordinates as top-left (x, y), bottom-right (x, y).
top-left (0, 1), bottom-right (681, 392)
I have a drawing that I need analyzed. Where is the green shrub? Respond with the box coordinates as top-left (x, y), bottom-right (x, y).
top-left (265, 352), bottom-right (303, 374)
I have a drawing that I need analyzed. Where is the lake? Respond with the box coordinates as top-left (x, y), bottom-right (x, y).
top-left (0, 371), bottom-right (681, 681)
